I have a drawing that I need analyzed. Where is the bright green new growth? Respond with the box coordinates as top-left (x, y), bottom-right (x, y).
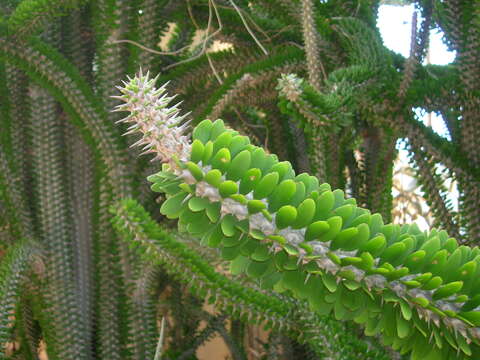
top-left (116, 72), bottom-right (480, 359)
top-left (111, 198), bottom-right (392, 360)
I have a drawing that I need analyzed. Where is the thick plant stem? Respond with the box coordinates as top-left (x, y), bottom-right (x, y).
top-left (62, 8), bottom-right (95, 351)
top-left (300, 0), bottom-right (326, 181)
top-left (411, 146), bottom-right (460, 239)
top-left (5, 65), bottom-right (30, 199)
top-left (95, 177), bottom-right (123, 359)
top-left (300, 0), bottom-right (321, 91)
top-left (29, 81), bottom-right (89, 359)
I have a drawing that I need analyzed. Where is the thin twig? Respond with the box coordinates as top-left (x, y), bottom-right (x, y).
top-left (267, 25), bottom-right (295, 41)
top-left (111, 39), bottom-right (191, 56)
top-left (207, 53), bottom-right (223, 84)
top-left (116, 1), bottom-right (268, 75)
top-left (228, 0), bottom-right (268, 55)
top-left (162, 0), bottom-right (223, 70)
top-left (217, 3), bottom-right (271, 42)
top-left (187, 0), bottom-right (200, 29)
top-left (153, 317), bottom-right (166, 360)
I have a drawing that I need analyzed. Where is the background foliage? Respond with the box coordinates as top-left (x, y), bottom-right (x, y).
top-left (0, 0), bottom-right (478, 359)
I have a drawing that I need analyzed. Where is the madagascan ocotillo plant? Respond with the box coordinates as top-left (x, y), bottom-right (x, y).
top-left (110, 71), bottom-right (480, 360)
top-left (1, 0), bottom-right (480, 359)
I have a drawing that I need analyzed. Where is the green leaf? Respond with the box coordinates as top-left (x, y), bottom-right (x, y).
top-left (250, 148), bottom-right (267, 171)
top-left (422, 276), bottom-right (443, 290)
top-left (334, 204), bottom-right (354, 222)
top-left (305, 220), bottom-right (330, 241)
top-left (322, 273), bottom-right (337, 292)
top-left (331, 227), bottom-right (358, 250)
top-left (432, 281), bottom-right (463, 300)
top-left (205, 202), bottom-right (221, 223)
top-left (192, 119), bottom-right (213, 143)
top-left (318, 216), bottom-right (343, 242)
top-left (396, 313), bottom-right (411, 338)
top-left (219, 180), bottom-right (238, 198)
top-left (222, 231), bottom-right (245, 247)
top-left (188, 197), bottom-right (209, 212)
top-left (268, 179), bottom-right (297, 211)
top-left (458, 311), bottom-right (480, 326)
top-left (211, 147), bottom-right (231, 172)
top-left (247, 199), bottom-right (266, 214)
top-left (361, 235), bottom-right (386, 256)
top-left (269, 161), bottom-right (293, 180)
top-left (251, 244), bottom-right (271, 262)
top-left (314, 190), bottom-right (334, 220)
top-left (399, 299), bottom-right (412, 321)
top-left (190, 139), bottom-right (205, 163)
top-left (221, 243), bottom-right (242, 260)
top-left (160, 192), bottom-right (188, 218)
top-left (205, 169), bottom-right (222, 187)
top-left (239, 168), bottom-right (262, 194)
top-left (227, 150), bottom-right (251, 181)
top-left (246, 260), bottom-right (270, 278)
top-left (210, 119), bottom-right (227, 140)
top-left (380, 242), bottom-right (406, 264)
top-left (229, 135), bottom-right (249, 157)
top-left (221, 214), bottom-right (237, 237)
top-left (253, 172), bottom-right (279, 199)
top-left (292, 198), bottom-right (316, 229)
top-left (213, 131), bottom-right (233, 153)
top-left (275, 205), bottom-right (297, 229)
top-left (202, 141), bottom-right (214, 163)
top-left (230, 255), bottom-right (249, 275)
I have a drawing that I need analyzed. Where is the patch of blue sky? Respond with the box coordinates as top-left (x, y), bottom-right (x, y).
top-left (378, 4), bottom-right (456, 64)
top-left (377, 4), bottom-right (459, 226)
top-left (377, 4), bottom-right (456, 140)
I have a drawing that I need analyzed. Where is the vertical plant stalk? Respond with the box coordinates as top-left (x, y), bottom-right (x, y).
top-left (300, 0), bottom-right (326, 181)
top-left (1, 60), bottom-right (40, 360)
top-left (1, 60), bottom-right (34, 244)
top-left (287, 119), bottom-right (311, 173)
top-left (0, 148), bottom-right (34, 241)
top-left (29, 80), bottom-right (88, 359)
top-left (300, 0), bottom-right (322, 91)
top-left (394, 4), bottom-right (462, 237)
top-left (62, 8), bottom-right (95, 352)
top-left (363, 128), bottom-right (396, 221)
top-left (15, 292), bottom-right (41, 360)
top-left (95, 177), bottom-right (123, 360)
top-left (264, 105), bottom-right (290, 161)
top-left (64, 119), bottom-right (95, 348)
top-left (0, 240), bottom-right (36, 357)
top-left (462, 1), bottom-right (480, 241)
top-left (138, 0), bottom-right (162, 71)
top-left (5, 65), bottom-right (31, 200)
top-left (411, 146), bottom-right (460, 239)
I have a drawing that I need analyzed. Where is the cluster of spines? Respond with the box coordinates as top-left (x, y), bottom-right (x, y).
top-left (143, 116), bottom-right (480, 358)
top-left (113, 70), bottom-right (191, 167)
